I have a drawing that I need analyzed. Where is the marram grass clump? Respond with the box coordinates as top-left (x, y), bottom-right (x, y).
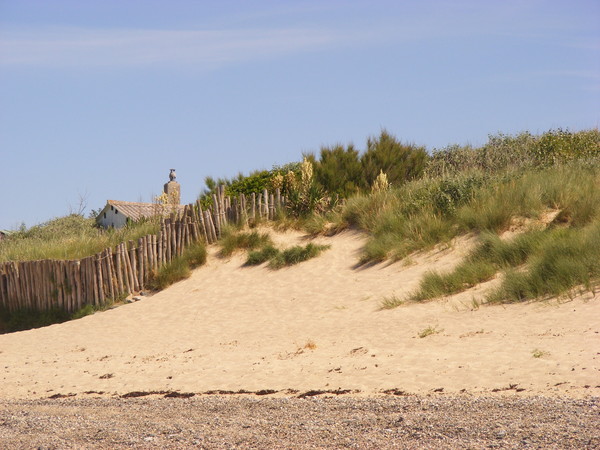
top-left (148, 241), bottom-right (207, 290)
top-left (245, 242), bottom-right (330, 269)
top-left (268, 243), bottom-right (330, 269)
top-left (218, 228), bottom-right (273, 257)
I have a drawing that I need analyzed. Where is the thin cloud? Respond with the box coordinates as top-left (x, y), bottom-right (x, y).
top-left (0, 26), bottom-right (347, 69)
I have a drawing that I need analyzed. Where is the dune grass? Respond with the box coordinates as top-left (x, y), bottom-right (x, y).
top-left (0, 215), bottom-right (161, 262)
top-left (268, 243), bottom-right (330, 269)
top-left (410, 219), bottom-right (600, 304)
top-left (411, 230), bottom-right (548, 301)
top-left (148, 241), bottom-right (207, 290)
top-left (245, 242), bottom-right (330, 269)
top-left (218, 227), bottom-right (273, 257)
top-left (327, 162), bottom-right (599, 266)
top-left (487, 222), bottom-right (600, 303)
top-left (245, 245), bottom-right (280, 266)
top-left (0, 301), bottom-right (110, 334)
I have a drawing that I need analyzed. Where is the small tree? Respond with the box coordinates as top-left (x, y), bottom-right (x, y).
top-left (312, 143), bottom-right (365, 197)
top-left (361, 129), bottom-right (428, 186)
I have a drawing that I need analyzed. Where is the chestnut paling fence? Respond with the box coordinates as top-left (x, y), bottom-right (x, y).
top-left (0, 187), bottom-right (284, 313)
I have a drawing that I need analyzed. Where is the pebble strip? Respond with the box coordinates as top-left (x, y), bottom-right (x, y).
top-left (0, 395), bottom-right (598, 448)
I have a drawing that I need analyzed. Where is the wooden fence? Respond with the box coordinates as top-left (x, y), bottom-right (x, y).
top-left (0, 187), bottom-right (285, 313)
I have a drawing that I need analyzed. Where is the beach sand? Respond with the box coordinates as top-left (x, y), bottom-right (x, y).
top-left (1, 229), bottom-right (597, 400)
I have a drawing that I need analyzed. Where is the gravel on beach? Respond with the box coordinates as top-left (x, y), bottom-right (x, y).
top-left (0, 395), bottom-right (598, 448)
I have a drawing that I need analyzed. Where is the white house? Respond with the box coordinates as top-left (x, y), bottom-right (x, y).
top-left (96, 170), bottom-right (185, 229)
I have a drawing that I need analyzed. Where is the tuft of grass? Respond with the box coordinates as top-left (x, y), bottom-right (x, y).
top-left (304, 340), bottom-right (317, 350)
top-left (412, 261), bottom-right (497, 302)
top-left (245, 245), bottom-right (280, 266)
top-left (418, 325), bottom-right (442, 338)
top-left (268, 243), bottom-right (330, 269)
top-left (380, 294), bottom-right (404, 309)
top-left (245, 242), bottom-right (330, 269)
top-left (532, 349), bottom-right (549, 358)
top-left (148, 241), bottom-right (207, 290)
top-left (218, 228), bottom-right (273, 257)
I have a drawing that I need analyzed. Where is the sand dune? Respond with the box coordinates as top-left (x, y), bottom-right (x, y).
top-left (0, 229), bottom-right (598, 399)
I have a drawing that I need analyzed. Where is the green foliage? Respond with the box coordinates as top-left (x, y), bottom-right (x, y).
top-left (219, 228), bottom-right (273, 257)
top-left (418, 325), bottom-right (441, 338)
top-left (361, 130), bottom-right (428, 187)
top-left (269, 243), bottom-right (330, 269)
top-left (149, 257), bottom-right (190, 291)
top-left (487, 222), bottom-right (600, 303)
top-left (336, 157), bottom-right (600, 266)
top-left (244, 242), bottom-right (329, 269)
top-left (411, 231), bottom-right (546, 301)
top-left (380, 294), bottom-right (404, 309)
top-left (199, 162), bottom-right (302, 208)
top-left (0, 214), bottom-right (161, 263)
top-left (148, 241), bottom-right (207, 290)
top-left (70, 304), bottom-right (96, 320)
top-left (185, 241), bottom-right (208, 269)
top-left (311, 144), bottom-right (366, 197)
top-left (410, 216), bottom-right (600, 304)
top-left (426, 128), bottom-right (600, 177)
top-left (282, 159), bottom-right (329, 217)
top-left (0, 307), bottom-right (71, 333)
top-left (0, 301), bottom-right (106, 334)
top-left (533, 128), bottom-right (600, 165)
top-left (245, 245), bottom-right (280, 266)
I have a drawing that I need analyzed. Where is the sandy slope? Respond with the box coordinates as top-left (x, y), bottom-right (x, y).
top-left (0, 229), bottom-right (598, 399)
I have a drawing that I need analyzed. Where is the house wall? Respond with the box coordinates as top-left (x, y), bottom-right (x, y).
top-left (97, 205), bottom-right (128, 229)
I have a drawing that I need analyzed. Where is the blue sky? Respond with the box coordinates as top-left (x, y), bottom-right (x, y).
top-left (0, 0), bottom-right (598, 230)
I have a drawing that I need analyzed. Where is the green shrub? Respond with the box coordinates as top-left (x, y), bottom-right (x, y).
top-left (361, 129), bottom-right (428, 187)
top-left (425, 128), bottom-right (599, 177)
top-left (310, 143), bottom-right (366, 197)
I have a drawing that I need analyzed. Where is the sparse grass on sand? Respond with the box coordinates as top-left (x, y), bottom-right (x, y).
top-left (418, 325), bottom-right (442, 338)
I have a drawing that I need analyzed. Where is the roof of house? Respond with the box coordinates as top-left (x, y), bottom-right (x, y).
top-left (101, 200), bottom-right (186, 222)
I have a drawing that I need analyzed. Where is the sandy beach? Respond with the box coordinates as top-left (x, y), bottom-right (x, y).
top-left (0, 229), bottom-right (598, 447)
top-left (1, 229), bottom-right (598, 399)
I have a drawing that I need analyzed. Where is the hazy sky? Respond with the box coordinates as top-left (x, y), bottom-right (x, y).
top-left (1, 0), bottom-right (598, 229)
